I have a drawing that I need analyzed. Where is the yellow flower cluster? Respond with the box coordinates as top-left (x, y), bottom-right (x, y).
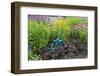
top-left (52, 19), bottom-right (71, 31)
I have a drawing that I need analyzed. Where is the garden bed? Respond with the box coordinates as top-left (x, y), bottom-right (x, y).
top-left (28, 15), bottom-right (88, 61)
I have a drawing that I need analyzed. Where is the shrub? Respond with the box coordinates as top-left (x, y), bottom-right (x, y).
top-left (68, 29), bottom-right (88, 45)
top-left (79, 29), bottom-right (88, 44)
top-left (50, 17), bottom-right (84, 42)
top-left (50, 18), bottom-right (72, 42)
top-left (28, 20), bottom-right (50, 55)
top-left (68, 30), bottom-right (80, 40)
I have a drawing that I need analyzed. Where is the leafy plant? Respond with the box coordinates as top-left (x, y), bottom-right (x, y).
top-left (68, 30), bottom-right (80, 40)
top-left (50, 18), bottom-right (72, 42)
top-left (28, 50), bottom-right (41, 60)
top-left (79, 29), bottom-right (88, 44)
top-left (68, 29), bottom-right (87, 42)
top-left (49, 17), bottom-right (84, 42)
top-left (28, 20), bottom-right (50, 55)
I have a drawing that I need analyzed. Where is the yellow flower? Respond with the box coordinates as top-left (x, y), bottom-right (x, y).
top-left (52, 19), bottom-right (71, 31)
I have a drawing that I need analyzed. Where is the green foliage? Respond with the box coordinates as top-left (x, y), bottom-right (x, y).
top-left (49, 17), bottom-right (86, 42)
top-left (68, 29), bottom-right (87, 44)
top-left (79, 29), bottom-right (88, 44)
top-left (28, 17), bottom-right (88, 60)
top-left (28, 50), bottom-right (41, 60)
top-left (28, 20), bottom-right (50, 55)
top-left (80, 18), bottom-right (88, 24)
top-left (69, 30), bottom-right (80, 39)
top-left (66, 17), bottom-right (82, 26)
top-left (50, 19), bottom-right (72, 42)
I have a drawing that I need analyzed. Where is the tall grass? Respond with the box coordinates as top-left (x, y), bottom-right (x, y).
top-left (28, 20), bottom-right (50, 58)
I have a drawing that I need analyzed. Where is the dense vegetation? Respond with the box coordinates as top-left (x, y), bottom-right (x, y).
top-left (28, 16), bottom-right (88, 60)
